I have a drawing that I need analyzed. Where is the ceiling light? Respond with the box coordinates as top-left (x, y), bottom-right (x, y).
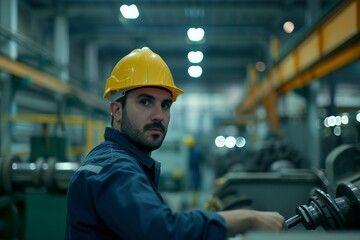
top-left (255, 61), bottom-right (266, 72)
top-left (215, 136), bottom-right (226, 147)
top-left (323, 117), bottom-right (329, 127)
top-left (236, 137), bottom-right (246, 148)
top-left (225, 136), bottom-right (236, 148)
top-left (341, 115), bottom-right (349, 125)
top-left (335, 116), bottom-right (342, 126)
top-left (187, 28), bottom-right (205, 42)
top-left (283, 21), bottom-right (295, 33)
top-left (328, 116), bottom-right (336, 127)
top-left (120, 4), bottom-right (139, 19)
top-left (188, 51), bottom-right (203, 63)
top-left (333, 126), bottom-right (341, 136)
top-left (188, 66), bottom-right (202, 78)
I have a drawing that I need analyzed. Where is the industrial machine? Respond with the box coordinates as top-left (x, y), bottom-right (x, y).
top-left (286, 180), bottom-right (360, 230)
top-left (1, 144), bottom-right (359, 239)
top-left (0, 156), bottom-right (79, 240)
top-left (206, 144), bottom-right (360, 235)
top-left (285, 144), bottom-right (360, 231)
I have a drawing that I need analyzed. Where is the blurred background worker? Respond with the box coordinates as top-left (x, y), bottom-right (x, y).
top-left (184, 134), bottom-right (204, 208)
top-left (65, 47), bottom-right (286, 239)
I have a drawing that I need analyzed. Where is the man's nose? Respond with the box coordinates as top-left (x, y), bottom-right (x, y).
top-left (151, 104), bottom-right (165, 121)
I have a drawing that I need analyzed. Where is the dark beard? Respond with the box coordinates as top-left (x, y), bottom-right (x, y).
top-left (120, 109), bottom-right (167, 153)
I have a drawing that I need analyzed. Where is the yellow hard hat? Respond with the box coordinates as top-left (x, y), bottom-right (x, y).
top-left (104, 47), bottom-right (184, 102)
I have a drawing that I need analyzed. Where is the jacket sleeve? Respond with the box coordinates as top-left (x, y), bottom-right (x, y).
top-left (90, 158), bottom-right (228, 240)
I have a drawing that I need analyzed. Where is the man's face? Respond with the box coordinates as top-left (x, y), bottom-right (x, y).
top-left (118, 87), bottom-right (173, 153)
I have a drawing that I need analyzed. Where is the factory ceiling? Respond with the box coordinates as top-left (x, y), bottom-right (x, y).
top-left (17, 0), bottom-right (348, 106)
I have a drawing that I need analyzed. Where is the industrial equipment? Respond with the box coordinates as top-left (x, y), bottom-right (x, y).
top-left (286, 180), bottom-right (360, 230)
top-left (205, 169), bottom-right (326, 218)
top-left (325, 144), bottom-right (360, 197)
top-left (0, 156), bottom-right (79, 195)
top-left (0, 155), bottom-right (79, 239)
top-left (213, 139), bottom-right (307, 178)
top-left (206, 143), bottom-right (360, 231)
top-left (2, 143), bottom-right (359, 238)
top-left (286, 144), bottom-right (360, 231)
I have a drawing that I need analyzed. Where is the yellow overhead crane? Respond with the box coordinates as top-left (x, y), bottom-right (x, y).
top-left (0, 53), bottom-right (107, 112)
top-left (237, 0), bottom-right (360, 134)
top-left (0, 114), bottom-right (105, 157)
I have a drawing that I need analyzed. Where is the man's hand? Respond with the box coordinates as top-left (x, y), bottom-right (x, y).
top-left (218, 209), bottom-right (286, 236)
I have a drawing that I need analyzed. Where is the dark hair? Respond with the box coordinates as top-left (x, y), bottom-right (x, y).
top-left (111, 95), bottom-right (127, 127)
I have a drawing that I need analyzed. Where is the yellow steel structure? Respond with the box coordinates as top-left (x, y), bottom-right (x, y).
top-left (85, 120), bottom-right (105, 153)
top-left (0, 114), bottom-right (85, 124)
top-left (0, 114), bottom-right (105, 157)
top-left (0, 55), bottom-right (108, 111)
top-left (246, 64), bottom-right (260, 143)
top-left (237, 0), bottom-right (360, 131)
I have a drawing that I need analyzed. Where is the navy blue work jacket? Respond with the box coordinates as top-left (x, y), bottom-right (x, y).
top-left (65, 127), bottom-right (227, 239)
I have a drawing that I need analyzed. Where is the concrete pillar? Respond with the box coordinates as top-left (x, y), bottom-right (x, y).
top-left (327, 76), bottom-right (337, 116)
top-left (0, 0), bottom-right (18, 155)
top-left (54, 11), bottom-right (69, 82)
top-left (85, 41), bottom-right (99, 94)
top-left (305, 0), bottom-right (322, 168)
top-left (306, 0), bottom-right (321, 25)
top-left (0, 0), bottom-right (18, 59)
top-left (307, 82), bottom-right (321, 168)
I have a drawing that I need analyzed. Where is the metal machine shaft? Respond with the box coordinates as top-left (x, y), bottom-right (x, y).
top-left (285, 214), bottom-right (302, 228)
top-left (0, 155), bottom-right (79, 194)
top-left (286, 180), bottom-right (360, 230)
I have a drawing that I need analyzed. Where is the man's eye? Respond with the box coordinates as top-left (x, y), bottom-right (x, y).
top-left (162, 102), bottom-right (172, 110)
top-left (140, 99), bottom-right (151, 106)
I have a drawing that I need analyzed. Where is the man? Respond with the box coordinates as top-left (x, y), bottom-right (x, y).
top-left (65, 47), bottom-right (286, 239)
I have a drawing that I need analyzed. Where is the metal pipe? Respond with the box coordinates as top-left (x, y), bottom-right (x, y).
top-left (1, 156), bottom-right (79, 194)
top-left (11, 162), bottom-right (39, 188)
top-left (285, 214), bottom-right (302, 229)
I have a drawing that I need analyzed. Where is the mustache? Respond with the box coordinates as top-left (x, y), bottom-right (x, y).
top-left (144, 122), bottom-right (165, 132)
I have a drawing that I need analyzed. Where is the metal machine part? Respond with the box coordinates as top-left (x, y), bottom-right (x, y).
top-left (0, 155), bottom-right (79, 195)
top-left (286, 180), bottom-right (360, 230)
top-left (0, 156), bottom-right (79, 239)
top-left (207, 169), bottom-right (326, 214)
top-left (325, 144), bottom-right (360, 197)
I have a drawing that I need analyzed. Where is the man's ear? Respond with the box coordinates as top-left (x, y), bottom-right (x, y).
top-left (110, 101), bottom-right (122, 122)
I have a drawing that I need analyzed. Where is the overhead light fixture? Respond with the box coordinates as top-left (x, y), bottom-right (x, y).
top-left (187, 28), bottom-right (205, 42)
top-left (333, 126), bottom-right (341, 136)
top-left (215, 136), bottom-right (226, 147)
top-left (188, 66), bottom-right (202, 78)
top-left (120, 4), bottom-right (139, 19)
top-left (225, 136), bottom-right (236, 148)
top-left (187, 51), bottom-right (203, 63)
top-left (341, 115), bottom-right (349, 125)
top-left (214, 135), bottom-right (247, 148)
top-left (283, 21), bottom-right (295, 33)
top-left (236, 137), bottom-right (246, 148)
top-left (255, 61), bottom-right (266, 72)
